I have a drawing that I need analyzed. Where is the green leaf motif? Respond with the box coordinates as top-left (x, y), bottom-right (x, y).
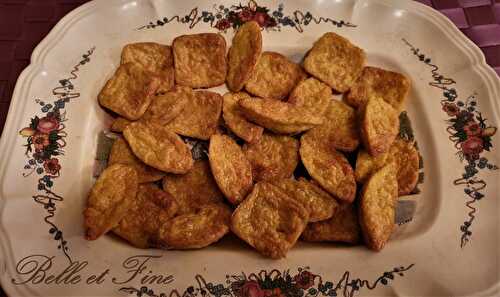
top-left (49, 131), bottom-right (59, 142)
top-left (30, 116), bottom-right (40, 130)
top-left (454, 130), bottom-right (467, 142)
top-left (256, 6), bottom-right (270, 13)
top-left (46, 143), bottom-right (58, 152)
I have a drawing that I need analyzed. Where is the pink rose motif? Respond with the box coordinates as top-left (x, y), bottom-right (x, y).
top-left (293, 271), bottom-right (315, 289)
top-left (463, 121), bottom-right (482, 137)
top-left (442, 102), bottom-right (459, 117)
top-left (253, 12), bottom-right (268, 26)
top-left (37, 117), bottom-right (60, 134)
top-left (44, 158), bottom-right (61, 175)
top-left (238, 9), bottom-right (254, 22)
top-left (264, 17), bottom-right (277, 27)
top-left (215, 19), bottom-right (231, 30)
top-left (461, 136), bottom-right (483, 157)
top-left (32, 132), bottom-right (50, 151)
top-left (263, 288), bottom-right (285, 297)
top-left (237, 281), bottom-right (264, 297)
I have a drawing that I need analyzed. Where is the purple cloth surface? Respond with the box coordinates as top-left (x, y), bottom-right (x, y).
top-left (417, 0), bottom-right (500, 76)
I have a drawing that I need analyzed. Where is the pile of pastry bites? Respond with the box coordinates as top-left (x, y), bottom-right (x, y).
top-left (84, 21), bottom-right (420, 258)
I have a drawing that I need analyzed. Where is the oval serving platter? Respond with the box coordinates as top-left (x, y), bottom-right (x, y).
top-left (0, 0), bottom-right (499, 296)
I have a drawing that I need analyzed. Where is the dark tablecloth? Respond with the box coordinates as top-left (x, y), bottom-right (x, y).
top-left (0, 0), bottom-right (499, 296)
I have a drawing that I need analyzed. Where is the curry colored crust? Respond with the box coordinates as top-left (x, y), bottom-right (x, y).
top-left (302, 100), bottom-right (359, 152)
top-left (245, 52), bottom-right (307, 100)
top-left (173, 33), bottom-right (227, 88)
top-left (222, 92), bottom-right (264, 143)
top-left (208, 134), bottom-right (253, 205)
top-left (238, 97), bottom-right (323, 134)
top-left (108, 137), bottom-right (165, 183)
top-left (121, 42), bottom-right (175, 93)
top-left (243, 133), bottom-right (299, 182)
top-left (123, 121), bottom-right (193, 174)
top-left (359, 97), bottom-right (399, 156)
top-left (141, 86), bottom-right (191, 125)
top-left (98, 63), bottom-right (160, 120)
top-left (344, 66), bottom-right (411, 111)
top-left (111, 117), bottom-right (133, 133)
top-left (84, 164), bottom-right (138, 240)
top-left (165, 90), bottom-right (223, 140)
top-left (112, 183), bottom-right (178, 248)
top-left (359, 164), bottom-right (397, 251)
top-left (231, 182), bottom-right (309, 259)
top-left (158, 203), bottom-right (232, 249)
top-left (227, 21), bottom-right (263, 92)
top-left (302, 203), bottom-right (361, 244)
top-left (355, 138), bottom-right (419, 196)
top-left (355, 149), bottom-right (388, 184)
top-left (269, 178), bottom-right (338, 222)
top-left (288, 77), bottom-right (332, 116)
top-left (162, 160), bottom-right (225, 214)
top-left (303, 32), bottom-right (365, 92)
top-left (300, 134), bottom-right (356, 203)
top-left (391, 139), bottom-right (420, 195)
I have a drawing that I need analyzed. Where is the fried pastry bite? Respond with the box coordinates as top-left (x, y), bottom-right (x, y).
top-left (300, 134), bottom-right (356, 203)
top-left (269, 178), bottom-right (338, 222)
top-left (302, 203), bottom-right (361, 244)
top-left (231, 182), bottom-right (309, 258)
top-left (173, 33), bottom-right (227, 88)
top-left (111, 117), bottom-right (133, 133)
top-left (302, 100), bottom-right (359, 152)
top-left (141, 86), bottom-right (191, 125)
top-left (245, 52), bottom-right (307, 100)
top-left (162, 160), bottom-right (225, 214)
top-left (158, 203), bottom-right (232, 249)
top-left (359, 97), bottom-right (399, 156)
top-left (121, 42), bottom-right (175, 93)
top-left (243, 133), bottom-right (299, 182)
top-left (359, 164), bottom-right (398, 251)
top-left (355, 150), bottom-right (388, 184)
top-left (288, 77), bottom-right (331, 116)
top-left (84, 164), bottom-right (138, 240)
top-left (112, 183), bottom-right (178, 248)
top-left (303, 32), bottom-right (365, 92)
top-left (227, 21), bottom-right (262, 92)
top-left (208, 134), bottom-right (253, 205)
top-left (123, 121), bottom-right (193, 174)
top-left (165, 90), bottom-right (222, 140)
top-left (98, 63), bottom-right (160, 120)
top-left (222, 92), bottom-right (263, 143)
top-left (238, 97), bottom-right (323, 134)
top-left (355, 138), bottom-right (419, 195)
top-left (108, 137), bottom-right (165, 183)
top-left (345, 66), bottom-right (410, 111)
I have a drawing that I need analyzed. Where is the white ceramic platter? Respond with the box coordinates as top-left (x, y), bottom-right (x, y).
top-left (1, 0), bottom-right (499, 296)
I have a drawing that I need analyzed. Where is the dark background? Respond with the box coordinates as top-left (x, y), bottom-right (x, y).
top-left (0, 0), bottom-right (499, 296)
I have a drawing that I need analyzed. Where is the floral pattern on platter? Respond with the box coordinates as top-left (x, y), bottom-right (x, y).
top-left (402, 38), bottom-right (498, 248)
top-left (137, 0), bottom-right (355, 33)
top-left (18, 47), bottom-right (96, 263)
top-left (119, 265), bottom-right (414, 297)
